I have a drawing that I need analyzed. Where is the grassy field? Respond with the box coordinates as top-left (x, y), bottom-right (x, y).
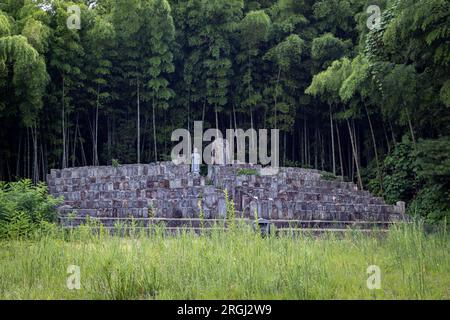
top-left (0, 222), bottom-right (448, 300)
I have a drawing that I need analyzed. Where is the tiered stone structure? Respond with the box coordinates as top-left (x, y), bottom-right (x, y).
top-left (47, 162), bottom-right (406, 230)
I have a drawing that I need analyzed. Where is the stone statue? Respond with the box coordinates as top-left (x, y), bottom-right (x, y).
top-left (191, 147), bottom-right (201, 174)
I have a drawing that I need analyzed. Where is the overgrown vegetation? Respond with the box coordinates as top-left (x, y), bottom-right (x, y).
top-left (237, 168), bottom-right (260, 176)
top-left (224, 189), bottom-right (237, 229)
top-left (0, 180), bottom-right (62, 239)
top-left (320, 172), bottom-right (337, 181)
top-left (378, 137), bottom-right (450, 223)
top-left (111, 159), bottom-right (120, 168)
top-left (0, 221), bottom-right (448, 299)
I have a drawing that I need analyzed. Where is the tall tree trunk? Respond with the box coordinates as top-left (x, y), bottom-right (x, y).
top-left (16, 132), bottom-right (22, 178)
top-left (153, 98), bottom-right (157, 162)
top-left (94, 85), bottom-right (100, 166)
top-left (329, 104), bottom-right (336, 175)
top-left (292, 131), bottom-right (295, 162)
top-left (107, 115), bottom-right (111, 163)
top-left (187, 90), bottom-right (191, 133)
top-left (232, 104), bottom-right (237, 130)
top-left (405, 110), bottom-right (416, 146)
top-left (7, 161), bottom-right (11, 181)
top-left (348, 141), bottom-right (353, 181)
top-left (364, 104), bottom-right (382, 192)
top-left (109, 112), bottom-right (116, 161)
top-left (320, 130), bottom-right (325, 170)
top-left (304, 118), bottom-right (307, 165)
top-left (43, 141), bottom-right (49, 179)
top-left (346, 118), bottom-right (363, 190)
top-left (389, 120), bottom-right (396, 145)
top-left (164, 110), bottom-right (168, 156)
top-left (141, 115), bottom-right (148, 162)
top-left (307, 124), bottom-right (310, 165)
top-left (31, 122), bottom-right (38, 184)
top-left (66, 119), bottom-right (70, 168)
top-left (314, 125), bottom-right (318, 169)
top-left (78, 124), bottom-right (87, 167)
top-left (137, 81), bottom-right (141, 163)
top-left (300, 125), bottom-right (304, 165)
top-left (353, 120), bottom-right (358, 160)
top-left (62, 76), bottom-right (66, 169)
top-left (250, 108), bottom-right (256, 154)
top-left (263, 105), bottom-right (267, 127)
top-left (336, 122), bottom-right (344, 178)
top-left (40, 139), bottom-right (45, 181)
top-left (202, 99), bottom-right (206, 123)
top-left (274, 67), bottom-right (281, 129)
top-left (382, 122), bottom-right (391, 153)
top-left (72, 115), bottom-right (78, 167)
top-left (215, 104), bottom-right (219, 130)
top-left (248, 54), bottom-right (256, 153)
top-left (88, 114), bottom-right (95, 165)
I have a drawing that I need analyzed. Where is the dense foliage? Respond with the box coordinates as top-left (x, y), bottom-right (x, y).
top-left (0, 180), bottom-right (62, 239)
top-left (0, 0), bottom-right (449, 221)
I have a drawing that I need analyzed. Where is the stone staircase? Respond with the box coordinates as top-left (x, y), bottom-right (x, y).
top-left (47, 162), bottom-right (407, 232)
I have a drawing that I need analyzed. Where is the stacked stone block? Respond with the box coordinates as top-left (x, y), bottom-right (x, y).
top-left (47, 162), bottom-right (406, 228)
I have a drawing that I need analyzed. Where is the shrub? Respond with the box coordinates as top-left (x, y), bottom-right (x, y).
top-left (111, 159), bottom-right (120, 168)
top-left (237, 168), bottom-right (259, 176)
top-left (382, 136), bottom-right (418, 204)
top-left (224, 189), bottom-right (236, 228)
top-left (0, 180), bottom-right (62, 239)
top-left (363, 158), bottom-right (384, 197)
top-left (321, 172), bottom-right (337, 181)
top-left (408, 185), bottom-right (450, 223)
top-left (381, 136), bottom-right (450, 223)
top-left (411, 137), bottom-right (450, 223)
top-left (415, 137), bottom-right (450, 190)
top-left (283, 159), bottom-right (302, 167)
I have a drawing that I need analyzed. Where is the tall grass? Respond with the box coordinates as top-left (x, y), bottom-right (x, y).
top-left (0, 222), bottom-right (448, 300)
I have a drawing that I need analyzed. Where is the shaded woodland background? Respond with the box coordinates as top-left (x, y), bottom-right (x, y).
top-left (0, 0), bottom-right (449, 222)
